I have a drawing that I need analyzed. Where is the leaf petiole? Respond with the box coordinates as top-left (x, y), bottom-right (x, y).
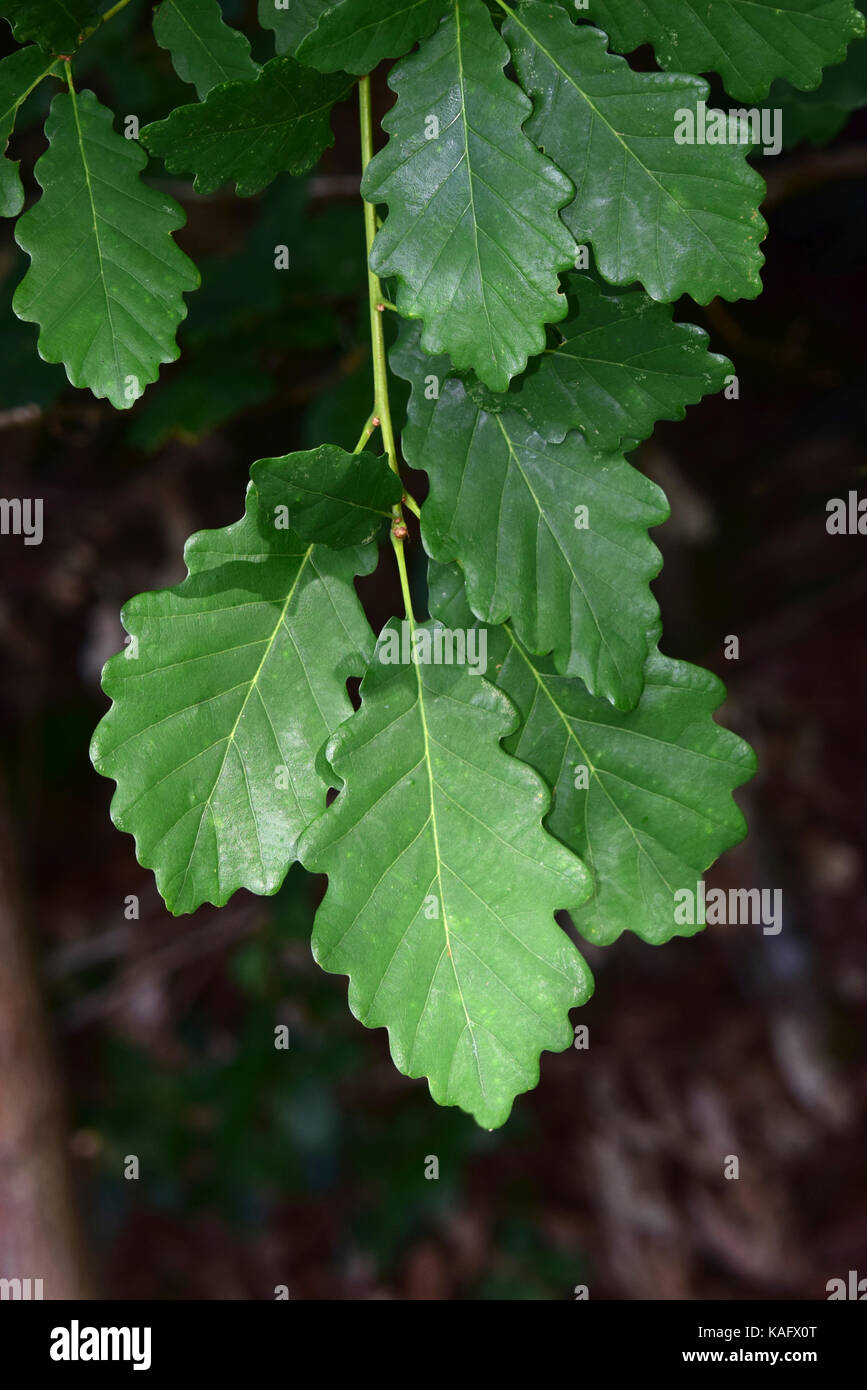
top-left (359, 73), bottom-right (417, 621)
top-left (359, 75), bottom-right (400, 484)
top-left (99, 0), bottom-right (136, 23)
top-left (391, 522), bottom-right (415, 624)
top-left (353, 409), bottom-right (379, 453)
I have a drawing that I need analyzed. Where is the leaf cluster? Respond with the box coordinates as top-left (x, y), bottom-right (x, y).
top-left (1, 0), bottom-right (862, 1123)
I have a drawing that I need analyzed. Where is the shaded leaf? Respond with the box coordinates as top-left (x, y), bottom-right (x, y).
top-left (430, 561), bottom-right (755, 946)
top-left (298, 0), bottom-right (451, 75)
top-left (0, 256), bottom-right (66, 406)
top-left (257, 0), bottom-right (333, 55)
top-left (771, 13), bottom-right (867, 145)
top-left (13, 88), bottom-right (200, 409)
top-left (252, 445), bottom-right (404, 548)
top-left (504, 4), bottom-right (766, 303)
top-left (581, 0), bottom-right (865, 103)
top-left (141, 55), bottom-right (354, 195)
top-left (0, 43), bottom-right (58, 218)
top-left (1, 0), bottom-right (98, 53)
top-left (299, 617), bottom-right (593, 1129)
top-left (153, 0), bottom-right (258, 99)
top-left (361, 0), bottom-right (576, 392)
top-left (510, 271), bottom-right (732, 449)
top-left (126, 341), bottom-right (273, 450)
top-left (393, 324), bottom-right (668, 710)
top-left (90, 483), bottom-right (377, 915)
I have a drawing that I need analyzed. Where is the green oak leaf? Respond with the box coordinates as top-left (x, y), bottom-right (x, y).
top-left (298, 0), bottom-right (451, 75)
top-left (251, 444), bottom-right (404, 548)
top-left (770, 14), bottom-right (867, 145)
top-left (90, 482), bottom-right (376, 916)
top-left (298, 618), bottom-right (594, 1129)
top-left (0, 44), bottom-right (58, 218)
top-left (579, 0), bottom-right (866, 103)
top-left (153, 0), bottom-right (259, 99)
top-left (361, 0), bottom-right (576, 393)
top-left (141, 55), bottom-right (354, 196)
top-left (503, 4), bottom-right (767, 304)
top-left (1, 0), bottom-right (98, 53)
top-left (429, 561), bottom-right (756, 946)
top-left (13, 88), bottom-right (200, 409)
top-left (509, 271), bottom-right (733, 449)
top-left (258, 0), bottom-right (333, 55)
top-left (392, 324), bottom-right (668, 711)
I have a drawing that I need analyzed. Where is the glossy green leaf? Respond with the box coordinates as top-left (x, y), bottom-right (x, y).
top-left (13, 88), bottom-right (200, 409)
top-left (141, 55), bottom-right (354, 195)
top-left (1, 0), bottom-right (98, 52)
top-left (252, 445), bottom-right (404, 549)
top-left (430, 561), bottom-right (756, 946)
top-left (298, 0), bottom-right (451, 75)
top-left (509, 271), bottom-right (732, 449)
top-left (299, 618), bottom-right (594, 1128)
top-left (580, 0), bottom-right (866, 103)
top-left (91, 483), bottom-right (376, 916)
top-left (503, 4), bottom-right (766, 304)
top-left (393, 324), bottom-right (668, 710)
top-left (361, 0), bottom-right (576, 392)
top-left (258, 0), bottom-right (333, 54)
top-left (0, 43), bottom-right (58, 218)
top-left (153, 0), bottom-right (258, 99)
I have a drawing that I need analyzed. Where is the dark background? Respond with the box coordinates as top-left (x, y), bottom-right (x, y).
top-left (0, 2), bottom-right (865, 1299)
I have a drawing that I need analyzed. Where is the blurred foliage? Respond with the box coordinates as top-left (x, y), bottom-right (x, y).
top-left (79, 867), bottom-right (555, 1293)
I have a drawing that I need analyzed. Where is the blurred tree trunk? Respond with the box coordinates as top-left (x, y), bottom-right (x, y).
top-left (0, 783), bottom-right (92, 1298)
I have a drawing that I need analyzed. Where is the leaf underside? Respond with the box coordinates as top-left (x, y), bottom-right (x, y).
top-left (91, 484), bottom-right (376, 916)
top-left (299, 618), bottom-right (594, 1129)
top-left (361, 0), bottom-right (577, 392)
top-left (13, 88), bottom-right (199, 408)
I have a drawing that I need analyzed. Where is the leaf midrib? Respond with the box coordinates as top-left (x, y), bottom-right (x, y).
top-left (408, 614), bottom-right (485, 1100)
top-left (454, 0), bottom-right (497, 375)
top-left (164, 0), bottom-right (244, 87)
top-left (500, 0), bottom-right (756, 271)
top-left (503, 624), bottom-right (678, 895)
top-left (493, 411), bottom-right (624, 687)
top-left (67, 84), bottom-right (121, 392)
top-left (0, 55), bottom-right (59, 130)
top-left (307, 0), bottom-right (440, 58)
top-left (174, 543), bottom-right (314, 904)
